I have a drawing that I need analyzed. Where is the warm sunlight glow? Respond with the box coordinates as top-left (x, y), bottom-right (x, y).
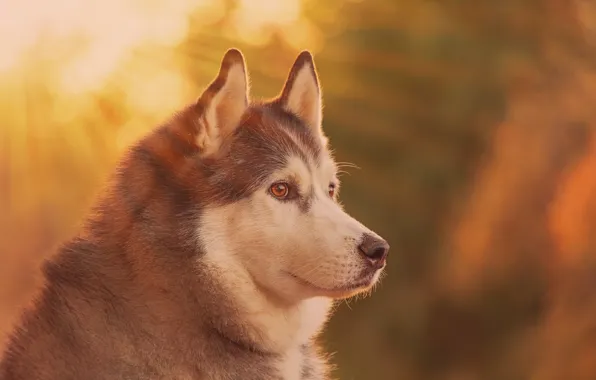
top-left (4, 1), bottom-right (596, 379)
top-left (0, 0), bottom-right (199, 93)
top-left (230, 0), bottom-right (321, 49)
top-left (0, 0), bottom-right (316, 227)
top-left (232, 0), bottom-right (300, 45)
top-left (0, 0), bottom-right (315, 342)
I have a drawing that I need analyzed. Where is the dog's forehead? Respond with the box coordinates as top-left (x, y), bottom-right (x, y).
top-left (234, 105), bottom-right (324, 163)
top-left (277, 153), bottom-right (336, 186)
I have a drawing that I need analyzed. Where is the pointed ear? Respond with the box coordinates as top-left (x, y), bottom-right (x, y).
top-left (195, 48), bottom-right (249, 156)
top-left (278, 51), bottom-right (325, 142)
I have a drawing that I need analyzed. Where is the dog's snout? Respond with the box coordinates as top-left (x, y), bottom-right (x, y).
top-left (358, 234), bottom-right (389, 267)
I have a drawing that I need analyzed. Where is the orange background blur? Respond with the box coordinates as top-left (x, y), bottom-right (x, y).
top-left (2, 0), bottom-right (596, 379)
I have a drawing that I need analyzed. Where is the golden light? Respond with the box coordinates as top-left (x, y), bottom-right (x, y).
top-left (0, 0), bottom-right (320, 225)
top-left (0, 0), bottom-right (316, 149)
top-left (0, 0), bottom-right (201, 93)
top-left (232, 0), bottom-right (300, 44)
top-left (230, 0), bottom-right (322, 50)
top-left (0, 0), bottom-right (318, 342)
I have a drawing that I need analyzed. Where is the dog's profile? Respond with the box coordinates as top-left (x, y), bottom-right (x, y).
top-left (0, 49), bottom-right (389, 380)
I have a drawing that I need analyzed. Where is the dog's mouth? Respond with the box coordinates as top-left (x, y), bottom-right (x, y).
top-left (286, 271), bottom-right (377, 297)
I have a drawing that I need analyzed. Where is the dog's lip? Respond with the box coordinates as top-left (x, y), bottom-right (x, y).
top-left (285, 271), bottom-right (375, 293)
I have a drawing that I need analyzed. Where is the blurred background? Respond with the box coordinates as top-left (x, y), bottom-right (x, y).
top-left (2, 0), bottom-right (596, 379)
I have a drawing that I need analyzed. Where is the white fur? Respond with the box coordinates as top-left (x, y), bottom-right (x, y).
top-left (199, 203), bottom-right (332, 352)
top-left (197, 146), bottom-right (384, 356)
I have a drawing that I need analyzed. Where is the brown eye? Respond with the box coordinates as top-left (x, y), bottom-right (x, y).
top-left (328, 183), bottom-right (336, 198)
top-left (270, 182), bottom-right (290, 199)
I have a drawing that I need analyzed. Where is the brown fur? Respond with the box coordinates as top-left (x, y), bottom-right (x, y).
top-left (0, 49), bottom-right (385, 380)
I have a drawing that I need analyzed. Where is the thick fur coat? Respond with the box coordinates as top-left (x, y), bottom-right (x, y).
top-left (0, 49), bottom-right (389, 380)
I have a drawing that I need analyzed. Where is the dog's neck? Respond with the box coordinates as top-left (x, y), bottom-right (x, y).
top-left (200, 254), bottom-right (333, 354)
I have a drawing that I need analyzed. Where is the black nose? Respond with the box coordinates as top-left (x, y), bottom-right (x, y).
top-left (358, 234), bottom-right (390, 267)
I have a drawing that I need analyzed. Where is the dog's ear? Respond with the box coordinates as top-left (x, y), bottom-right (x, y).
top-left (278, 51), bottom-right (326, 144)
top-left (195, 48), bottom-right (249, 156)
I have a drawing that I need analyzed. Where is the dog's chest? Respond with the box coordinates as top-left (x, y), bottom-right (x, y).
top-left (277, 346), bottom-right (303, 380)
top-left (276, 345), bottom-right (325, 380)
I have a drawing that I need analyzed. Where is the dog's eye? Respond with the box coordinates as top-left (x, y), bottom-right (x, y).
top-left (328, 183), bottom-right (336, 198)
top-left (270, 182), bottom-right (290, 199)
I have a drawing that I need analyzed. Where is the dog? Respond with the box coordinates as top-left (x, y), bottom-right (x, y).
top-left (0, 49), bottom-right (389, 380)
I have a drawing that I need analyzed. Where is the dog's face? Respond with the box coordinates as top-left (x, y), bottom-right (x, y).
top-left (192, 49), bottom-right (389, 302)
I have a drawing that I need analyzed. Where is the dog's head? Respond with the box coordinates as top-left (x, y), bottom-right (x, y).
top-left (122, 49), bottom-right (389, 303)
top-left (173, 49), bottom-right (390, 302)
